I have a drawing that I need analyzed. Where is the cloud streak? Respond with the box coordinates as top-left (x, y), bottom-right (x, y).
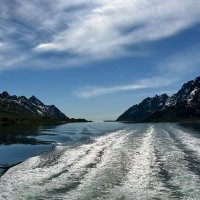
top-left (75, 48), bottom-right (200, 98)
top-left (75, 77), bottom-right (174, 98)
top-left (35, 0), bottom-right (200, 56)
top-left (1, 0), bottom-right (200, 69)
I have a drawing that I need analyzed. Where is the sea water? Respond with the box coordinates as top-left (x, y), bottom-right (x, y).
top-left (1, 122), bottom-right (200, 199)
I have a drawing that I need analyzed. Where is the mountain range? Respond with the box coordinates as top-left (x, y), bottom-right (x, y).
top-left (0, 92), bottom-right (87, 123)
top-left (117, 76), bottom-right (200, 122)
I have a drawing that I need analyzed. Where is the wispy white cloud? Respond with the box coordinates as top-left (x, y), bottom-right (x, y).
top-left (35, 0), bottom-right (200, 56)
top-left (75, 76), bottom-right (174, 98)
top-left (75, 48), bottom-right (200, 98)
top-left (0, 0), bottom-right (200, 69)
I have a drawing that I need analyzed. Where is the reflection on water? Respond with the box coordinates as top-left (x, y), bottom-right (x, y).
top-left (0, 122), bottom-right (126, 175)
top-left (0, 124), bottom-right (53, 145)
top-left (0, 123), bottom-right (58, 175)
top-left (180, 122), bottom-right (200, 134)
top-left (1, 122), bottom-right (200, 199)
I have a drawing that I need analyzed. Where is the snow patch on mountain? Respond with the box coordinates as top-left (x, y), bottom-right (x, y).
top-left (0, 92), bottom-right (68, 120)
top-left (117, 76), bottom-right (200, 122)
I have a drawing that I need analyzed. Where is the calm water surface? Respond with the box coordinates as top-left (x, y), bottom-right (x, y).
top-left (0, 122), bottom-right (200, 199)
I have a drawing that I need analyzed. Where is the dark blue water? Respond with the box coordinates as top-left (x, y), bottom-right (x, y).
top-left (1, 122), bottom-right (200, 199)
top-left (0, 122), bottom-right (126, 175)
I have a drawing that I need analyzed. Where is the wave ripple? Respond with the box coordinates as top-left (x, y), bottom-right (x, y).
top-left (1, 123), bottom-right (200, 199)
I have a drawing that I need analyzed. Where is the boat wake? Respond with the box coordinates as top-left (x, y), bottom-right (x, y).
top-left (1, 124), bottom-right (200, 199)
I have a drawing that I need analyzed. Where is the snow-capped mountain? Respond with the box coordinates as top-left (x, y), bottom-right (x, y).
top-left (0, 92), bottom-right (69, 121)
top-left (165, 76), bottom-right (200, 108)
top-left (117, 94), bottom-right (169, 122)
top-left (117, 76), bottom-right (200, 122)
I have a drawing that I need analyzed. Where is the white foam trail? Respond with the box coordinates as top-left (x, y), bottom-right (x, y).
top-left (156, 126), bottom-right (200, 199)
top-left (60, 128), bottom-right (144, 200)
top-left (0, 129), bottom-right (134, 200)
top-left (105, 126), bottom-right (174, 200)
top-left (2, 124), bottom-right (200, 199)
top-left (169, 125), bottom-right (200, 158)
top-left (65, 126), bottom-right (167, 200)
top-left (105, 126), bottom-right (156, 199)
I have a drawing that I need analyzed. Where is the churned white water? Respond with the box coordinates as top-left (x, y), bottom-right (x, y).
top-left (1, 123), bottom-right (200, 199)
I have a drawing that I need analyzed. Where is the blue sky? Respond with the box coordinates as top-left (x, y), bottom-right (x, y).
top-left (0, 0), bottom-right (200, 121)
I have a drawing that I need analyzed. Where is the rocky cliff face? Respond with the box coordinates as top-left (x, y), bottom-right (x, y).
top-left (117, 76), bottom-right (200, 122)
top-left (117, 94), bottom-right (169, 122)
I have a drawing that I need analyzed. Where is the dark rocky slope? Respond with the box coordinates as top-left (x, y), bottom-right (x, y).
top-left (0, 92), bottom-right (87, 123)
top-left (117, 76), bottom-right (200, 122)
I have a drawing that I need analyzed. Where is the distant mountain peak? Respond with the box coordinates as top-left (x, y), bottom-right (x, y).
top-left (29, 95), bottom-right (44, 106)
top-left (117, 93), bottom-right (169, 122)
top-left (29, 95), bottom-right (37, 100)
top-left (0, 92), bottom-right (68, 121)
top-left (1, 91), bottom-right (9, 98)
top-left (0, 92), bottom-right (89, 123)
top-left (117, 75), bottom-right (200, 122)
